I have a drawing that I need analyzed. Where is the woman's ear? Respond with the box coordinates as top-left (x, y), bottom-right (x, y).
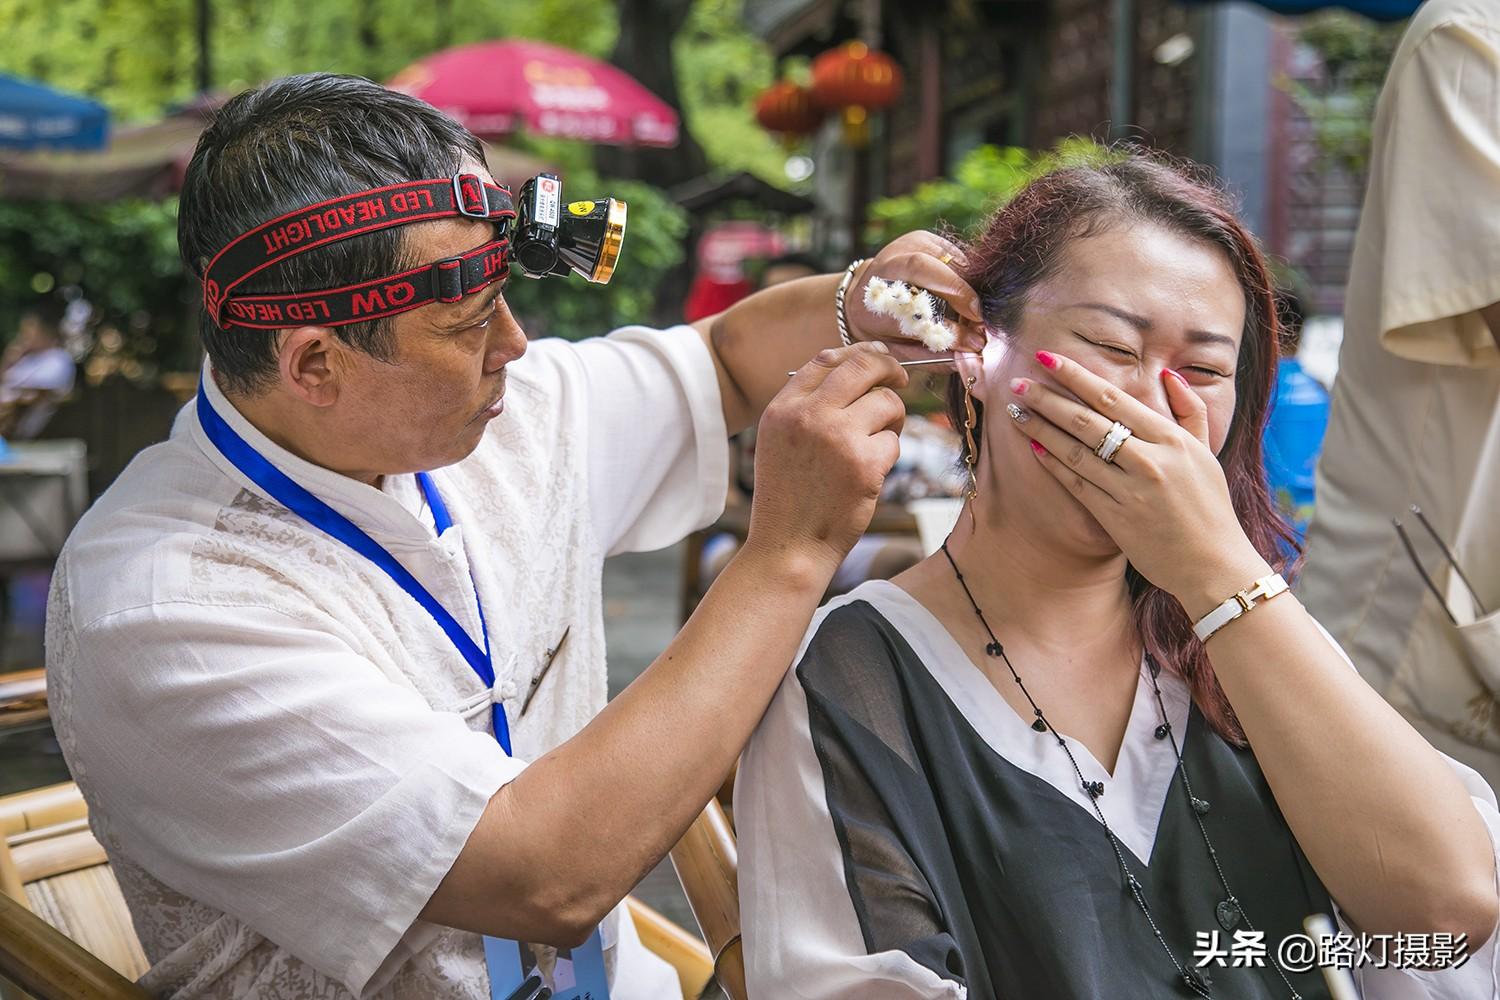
top-left (956, 329), bottom-right (1005, 404)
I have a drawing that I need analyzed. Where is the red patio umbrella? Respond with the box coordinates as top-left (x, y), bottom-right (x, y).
top-left (389, 39), bottom-right (680, 148)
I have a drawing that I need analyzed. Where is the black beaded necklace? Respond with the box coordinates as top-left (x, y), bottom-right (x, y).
top-left (940, 541), bottom-right (1304, 999)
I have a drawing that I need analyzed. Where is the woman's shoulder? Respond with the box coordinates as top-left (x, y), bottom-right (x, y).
top-left (795, 582), bottom-right (928, 698)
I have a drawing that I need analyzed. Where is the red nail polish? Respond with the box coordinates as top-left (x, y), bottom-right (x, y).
top-left (1009, 377), bottom-right (1028, 396)
top-left (1029, 440), bottom-right (1047, 456)
top-left (1035, 350), bottom-right (1058, 370)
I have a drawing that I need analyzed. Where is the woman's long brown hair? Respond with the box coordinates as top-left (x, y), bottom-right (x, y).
top-left (949, 153), bottom-right (1296, 746)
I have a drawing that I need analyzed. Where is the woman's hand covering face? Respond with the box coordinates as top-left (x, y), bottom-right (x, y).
top-left (1006, 351), bottom-right (1268, 608)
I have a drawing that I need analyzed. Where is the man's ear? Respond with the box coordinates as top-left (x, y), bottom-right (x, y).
top-left (277, 326), bottom-right (340, 407)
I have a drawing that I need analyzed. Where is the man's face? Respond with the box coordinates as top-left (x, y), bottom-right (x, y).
top-left (313, 170), bottom-right (529, 477)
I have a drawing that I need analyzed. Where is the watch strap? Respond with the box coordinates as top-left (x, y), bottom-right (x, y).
top-left (1192, 573), bottom-right (1289, 643)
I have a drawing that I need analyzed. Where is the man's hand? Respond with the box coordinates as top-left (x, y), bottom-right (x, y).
top-left (700, 229), bottom-right (987, 434)
top-left (845, 231), bottom-right (987, 357)
top-left (747, 342), bottom-right (908, 577)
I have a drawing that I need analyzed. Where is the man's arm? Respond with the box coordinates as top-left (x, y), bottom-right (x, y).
top-left (697, 232), bottom-right (986, 434)
top-left (420, 343), bottom-right (909, 945)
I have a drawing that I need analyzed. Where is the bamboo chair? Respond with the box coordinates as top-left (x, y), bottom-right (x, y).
top-left (0, 671), bottom-right (47, 733)
top-left (626, 897), bottom-right (714, 999)
top-left (0, 894), bottom-right (146, 1000)
top-left (669, 795), bottom-right (744, 1000)
top-left (0, 783), bottom-right (147, 999)
top-left (0, 783), bottom-right (718, 999)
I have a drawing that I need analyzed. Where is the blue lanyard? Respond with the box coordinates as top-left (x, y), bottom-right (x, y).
top-left (196, 386), bottom-right (511, 754)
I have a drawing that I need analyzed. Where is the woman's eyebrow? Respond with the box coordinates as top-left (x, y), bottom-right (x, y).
top-left (1068, 302), bottom-right (1151, 329)
top-left (1068, 302), bottom-right (1236, 348)
top-left (1184, 329), bottom-right (1238, 350)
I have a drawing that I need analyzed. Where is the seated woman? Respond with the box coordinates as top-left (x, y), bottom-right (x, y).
top-left (735, 156), bottom-right (1500, 999)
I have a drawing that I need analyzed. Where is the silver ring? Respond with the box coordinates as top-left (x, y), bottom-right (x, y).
top-left (1093, 421), bottom-right (1133, 464)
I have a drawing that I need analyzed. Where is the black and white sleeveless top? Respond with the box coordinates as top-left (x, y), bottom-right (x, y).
top-left (735, 581), bottom-right (1500, 1000)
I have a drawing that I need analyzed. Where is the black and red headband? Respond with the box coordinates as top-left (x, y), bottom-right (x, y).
top-left (201, 173), bottom-right (517, 331)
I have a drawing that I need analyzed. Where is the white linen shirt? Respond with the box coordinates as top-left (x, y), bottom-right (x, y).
top-left (737, 581), bottom-right (1500, 999)
top-left (45, 325), bottom-right (727, 999)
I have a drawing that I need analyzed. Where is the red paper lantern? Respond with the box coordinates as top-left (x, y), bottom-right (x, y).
top-left (754, 80), bottom-right (824, 142)
top-left (810, 41), bottom-right (904, 146)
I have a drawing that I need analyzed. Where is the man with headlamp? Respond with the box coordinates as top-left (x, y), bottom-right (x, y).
top-left (44, 73), bottom-right (983, 999)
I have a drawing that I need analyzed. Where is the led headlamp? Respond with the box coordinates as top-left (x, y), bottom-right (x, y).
top-left (511, 174), bottom-right (627, 285)
top-left (200, 172), bottom-right (627, 331)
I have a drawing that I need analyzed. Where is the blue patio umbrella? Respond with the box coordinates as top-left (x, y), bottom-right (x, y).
top-left (1182, 0), bottom-right (1421, 18)
top-left (0, 75), bottom-right (109, 151)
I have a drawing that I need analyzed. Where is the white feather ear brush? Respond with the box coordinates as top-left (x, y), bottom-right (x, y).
top-left (862, 277), bottom-right (959, 352)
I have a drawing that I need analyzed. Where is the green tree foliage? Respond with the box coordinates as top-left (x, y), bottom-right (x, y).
top-left (0, 0), bottom-right (620, 122)
top-left (673, 0), bottom-right (786, 185)
top-left (0, 198), bottom-right (194, 372)
top-left (1287, 11), bottom-right (1406, 180)
top-left (866, 139), bottom-right (1118, 243)
top-left (501, 173), bottom-right (688, 340)
top-left (0, 0), bottom-right (774, 361)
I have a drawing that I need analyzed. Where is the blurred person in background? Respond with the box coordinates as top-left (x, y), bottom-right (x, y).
top-left (1261, 283), bottom-right (1330, 557)
top-left (0, 301), bottom-right (76, 439)
top-left (1298, 0), bottom-right (1500, 787)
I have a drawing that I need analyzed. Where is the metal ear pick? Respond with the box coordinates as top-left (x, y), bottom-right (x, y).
top-left (785, 356), bottom-right (961, 377)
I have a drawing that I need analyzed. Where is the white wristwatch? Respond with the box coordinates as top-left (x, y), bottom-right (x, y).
top-left (1192, 573), bottom-right (1289, 643)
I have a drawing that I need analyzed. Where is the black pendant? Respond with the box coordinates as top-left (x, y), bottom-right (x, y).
top-left (985, 641), bottom-right (1003, 657)
top-left (1154, 723), bottom-right (1171, 740)
top-left (1031, 718), bottom-right (1047, 732)
top-left (1192, 797), bottom-right (1211, 815)
top-left (1084, 780), bottom-right (1105, 799)
top-left (1215, 898), bottom-right (1240, 930)
top-left (1181, 967), bottom-right (1213, 995)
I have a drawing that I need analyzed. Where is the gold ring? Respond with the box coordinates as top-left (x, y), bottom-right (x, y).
top-left (938, 252), bottom-right (955, 266)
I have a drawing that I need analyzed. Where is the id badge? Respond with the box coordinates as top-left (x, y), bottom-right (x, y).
top-left (484, 929), bottom-right (610, 1000)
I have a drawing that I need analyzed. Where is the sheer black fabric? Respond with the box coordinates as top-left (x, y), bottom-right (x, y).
top-left (796, 601), bottom-right (1336, 999)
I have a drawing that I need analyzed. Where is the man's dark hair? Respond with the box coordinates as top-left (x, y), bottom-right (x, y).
top-left (179, 73), bottom-right (486, 395)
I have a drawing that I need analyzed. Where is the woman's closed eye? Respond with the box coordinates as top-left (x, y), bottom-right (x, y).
top-left (1075, 331), bottom-right (1233, 379)
top-left (1073, 331), bottom-right (1138, 361)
